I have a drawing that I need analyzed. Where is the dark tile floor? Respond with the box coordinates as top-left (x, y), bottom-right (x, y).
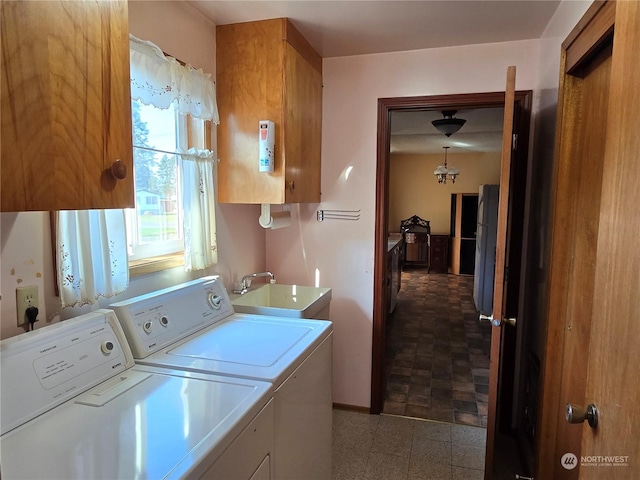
top-left (383, 268), bottom-right (492, 427)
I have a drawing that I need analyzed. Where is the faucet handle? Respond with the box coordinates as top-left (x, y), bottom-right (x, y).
top-left (232, 280), bottom-right (248, 294)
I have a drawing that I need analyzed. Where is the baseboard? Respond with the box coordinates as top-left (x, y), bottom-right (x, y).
top-left (332, 402), bottom-right (371, 414)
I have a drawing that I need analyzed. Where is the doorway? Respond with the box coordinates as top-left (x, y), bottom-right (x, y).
top-left (372, 90), bottom-right (533, 469)
top-left (382, 107), bottom-right (504, 426)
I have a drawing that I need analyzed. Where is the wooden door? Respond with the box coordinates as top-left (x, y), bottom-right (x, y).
top-left (538, 1), bottom-right (640, 478)
top-left (580, 0), bottom-right (640, 477)
top-left (483, 65), bottom-right (516, 479)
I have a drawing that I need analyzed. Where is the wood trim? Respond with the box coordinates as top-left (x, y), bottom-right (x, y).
top-left (453, 194), bottom-right (463, 274)
top-left (371, 98), bottom-right (391, 414)
top-left (564, 0), bottom-right (615, 75)
top-left (284, 18), bottom-right (322, 74)
top-left (129, 253), bottom-right (184, 277)
top-left (536, 51), bottom-right (581, 480)
top-left (372, 90), bottom-right (532, 414)
top-left (377, 91), bottom-right (515, 112)
top-left (205, 120), bottom-right (213, 151)
top-left (332, 403), bottom-right (371, 414)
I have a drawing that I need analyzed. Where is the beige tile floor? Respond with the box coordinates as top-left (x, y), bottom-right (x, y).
top-left (333, 409), bottom-right (486, 480)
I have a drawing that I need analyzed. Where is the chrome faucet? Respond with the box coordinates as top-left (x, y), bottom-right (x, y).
top-left (233, 271), bottom-right (276, 294)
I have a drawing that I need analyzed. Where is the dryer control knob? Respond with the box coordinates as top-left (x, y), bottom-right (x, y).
top-left (160, 316), bottom-right (169, 327)
top-left (208, 293), bottom-right (222, 309)
top-left (101, 341), bottom-right (115, 354)
top-left (143, 321), bottom-right (153, 334)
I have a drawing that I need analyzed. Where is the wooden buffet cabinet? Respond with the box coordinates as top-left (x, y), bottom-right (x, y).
top-left (401, 215), bottom-right (430, 267)
top-left (1, 0), bottom-right (133, 212)
top-left (428, 235), bottom-right (449, 274)
top-left (216, 18), bottom-right (323, 204)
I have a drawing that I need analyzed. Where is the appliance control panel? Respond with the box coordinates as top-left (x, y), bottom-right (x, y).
top-left (109, 276), bottom-right (234, 359)
top-left (0, 310), bottom-right (134, 435)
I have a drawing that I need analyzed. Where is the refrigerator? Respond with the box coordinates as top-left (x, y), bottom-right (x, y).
top-left (473, 184), bottom-right (500, 315)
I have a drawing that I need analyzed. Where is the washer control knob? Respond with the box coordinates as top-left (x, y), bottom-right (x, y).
top-left (160, 316), bottom-right (169, 327)
top-left (143, 321), bottom-right (153, 334)
top-left (208, 293), bottom-right (222, 309)
top-left (101, 341), bottom-right (115, 354)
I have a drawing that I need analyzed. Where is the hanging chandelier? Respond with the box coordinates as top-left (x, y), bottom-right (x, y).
top-left (434, 146), bottom-right (459, 184)
top-left (431, 110), bottom-right (466, 137)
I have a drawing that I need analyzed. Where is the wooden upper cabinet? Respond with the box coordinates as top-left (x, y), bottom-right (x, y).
top-left (1, 0), bottom-right (133, 212)
top-left (216, 18), bottom-right (323, 204)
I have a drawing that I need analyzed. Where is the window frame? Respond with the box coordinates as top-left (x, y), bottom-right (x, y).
top-left (128, 106), bottom-right (211, 278)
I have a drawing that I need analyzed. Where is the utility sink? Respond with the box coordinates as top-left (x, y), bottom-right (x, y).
top-left (230, 284), bottom-right (332, 319)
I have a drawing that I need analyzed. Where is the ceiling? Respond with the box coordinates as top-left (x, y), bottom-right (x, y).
top-left (186, 0), bottom-right (561, 58)
top-left (391, 108), bottom-right (505, 155)
top-left (186, 0), bottom-right (559, 154)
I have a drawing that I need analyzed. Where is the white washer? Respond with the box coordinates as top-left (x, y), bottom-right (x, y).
top-left (110, 276), bottom-right (333, 480)
top-left (0, 310), bottom-right (274, 480)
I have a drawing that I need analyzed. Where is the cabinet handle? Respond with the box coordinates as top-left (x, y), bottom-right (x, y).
top-left (110, 159), bottom-right (127, 180)
top-left (287, 180), bottom-right (295, 191)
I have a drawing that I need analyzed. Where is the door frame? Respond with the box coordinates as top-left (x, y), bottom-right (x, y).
top-left (372, 90), bottom-right (532, 416)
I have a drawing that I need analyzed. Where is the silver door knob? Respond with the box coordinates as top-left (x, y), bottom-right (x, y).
top-left (479, 314), bottom-right (501, 327)
top-left (566, 403), bottom-right (598, 429)
top-left (479, 314), bottom-right (516, 327)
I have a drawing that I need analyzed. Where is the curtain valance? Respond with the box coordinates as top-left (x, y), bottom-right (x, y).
top-left (129, 35), bottom-right (219, 123)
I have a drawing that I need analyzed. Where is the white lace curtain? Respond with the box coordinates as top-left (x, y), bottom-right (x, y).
top-left (181, 148), bottom-right (218, 271)
top-left (56, 210), bottom-right (129, 308)
top-left (55, 37), bottom-right (219, 307)
top-left (129, 34), bottom-right (219, 123)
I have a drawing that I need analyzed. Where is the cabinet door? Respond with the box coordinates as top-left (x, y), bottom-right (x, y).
top-left (429, 235), bottom-right (449, 273)
top-left (217, 18), bottom-right (322, 205)
top-left (216, 19), bottom-right (286, 204)
top-left (284, 43), bottom-right (322, 203)
top-left (1, 0), bottom-right (133, 212)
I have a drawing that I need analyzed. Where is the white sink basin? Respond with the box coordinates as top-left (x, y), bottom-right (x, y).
top-left (230, 284), bottom-right (332, 319)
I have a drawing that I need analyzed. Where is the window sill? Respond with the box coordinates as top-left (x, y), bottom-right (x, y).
top-left (129, 253), bottom-right (184, 278)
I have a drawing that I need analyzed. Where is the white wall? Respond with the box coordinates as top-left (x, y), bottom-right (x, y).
top-left (0, 1), bottom-right (265, 339)
top-left (266, 39), bottom-right (542, 407)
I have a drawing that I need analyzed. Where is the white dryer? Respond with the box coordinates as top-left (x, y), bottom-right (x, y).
top-left (0, 310), bottom-right (274, 480)
top-left (110, 276), bottom-right (333, 480)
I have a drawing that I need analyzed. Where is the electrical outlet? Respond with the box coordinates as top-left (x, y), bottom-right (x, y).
top-left (16, 285), bottom-right (39, 327)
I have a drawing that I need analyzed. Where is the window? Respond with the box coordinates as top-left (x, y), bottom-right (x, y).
top-left (128, 35), bottom-right (219, 274)
top-left (127, 99), bottom-right (185, 262)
